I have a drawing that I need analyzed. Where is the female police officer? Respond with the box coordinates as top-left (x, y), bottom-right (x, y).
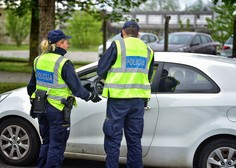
top-left (27, 29), bottom-right (101, 168)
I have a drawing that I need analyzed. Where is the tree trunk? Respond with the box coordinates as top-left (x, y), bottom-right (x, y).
top-left (164, 16), bottom-right (171, 52)
top-left (38, 0), bottom-right (55, 41)
top-left (29, 0), bottom-right (40, 66)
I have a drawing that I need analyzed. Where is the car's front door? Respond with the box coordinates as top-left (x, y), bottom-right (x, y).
top-left (66, 66), bottom-right (159, 157)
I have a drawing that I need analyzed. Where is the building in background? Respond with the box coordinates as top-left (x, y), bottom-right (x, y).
top-left (111, 10), bottom-right (213, 39)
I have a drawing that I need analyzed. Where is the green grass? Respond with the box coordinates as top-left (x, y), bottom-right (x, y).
top-left (0, 57), bottom-right (89, 73)
top-left (0, 57), bottom-right (28, 62)
top-left (0, 44), bottom-right (98, 52)
top-left (0, 44), bottom-right (29, 50)
top-left (0, 83), bottom-right (27, 94)
top-left (0, 62), bottom-right (33, 73)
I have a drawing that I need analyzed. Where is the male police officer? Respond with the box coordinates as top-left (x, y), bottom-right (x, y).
top-left (27, 29), bottom-right (101, 168)
top-left (97, 21), bottom-right (154, 168)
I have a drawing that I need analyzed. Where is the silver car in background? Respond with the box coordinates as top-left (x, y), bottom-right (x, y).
top-left (1, 52), bottom-right (236, 168)
top-left (98, 32), bottom-right (159, 57)
top-left (153, 32), bottom-right (219, 55)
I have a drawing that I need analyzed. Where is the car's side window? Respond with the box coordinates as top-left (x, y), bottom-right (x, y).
top-left (80, 70), bottom-right (97, 80)
top-left (149, 35), bottom-right (157, 43)
top-left (192, 35), bottom-right (201, 45)
top-left (157, 63), bottom-right (220, 93)
top-left (141, 35), bottom-right (149, 43)
top-left (206, 36), bottom-right (213, 42)
top-left (200, 35), bottom-right (208, 44)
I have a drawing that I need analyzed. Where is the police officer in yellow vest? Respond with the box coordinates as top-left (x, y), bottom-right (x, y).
top-left (27, 29), bottom-right (101, 168)
top-left (97, 21), bottom-right (154, 168)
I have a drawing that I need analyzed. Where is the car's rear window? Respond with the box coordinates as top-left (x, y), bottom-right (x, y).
top-left (225, 36), bottom-right (233, 45)
top-left (157, 63), bottom-right (220, 93)
top-left (168, 34), bottom-right (192, 44)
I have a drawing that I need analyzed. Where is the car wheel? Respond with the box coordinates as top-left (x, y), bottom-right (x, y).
top-left (0, 117), bottom-right (40, 166)
top-left (194, 137), bottom-right (236, 168)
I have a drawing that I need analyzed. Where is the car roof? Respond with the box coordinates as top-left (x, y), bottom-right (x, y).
top-left (139, 32), bottom-right (157, 36)
top-left (108, 32), bottom-right (157, 41)
top-left (170, 31), bottom-right (209, 36)
top-left (154, 52), bottom-right (236, 65)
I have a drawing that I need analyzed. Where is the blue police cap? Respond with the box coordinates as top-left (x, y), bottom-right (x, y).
top-left (122, 21), bottom-right (140, 31)
top-left (47, 29), bottom-right (71, 44)
top-left (121, 21), bottom-right (140, 37)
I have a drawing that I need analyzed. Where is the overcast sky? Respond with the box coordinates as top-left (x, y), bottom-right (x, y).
top-left (179, 0), bottom-right (210, 9)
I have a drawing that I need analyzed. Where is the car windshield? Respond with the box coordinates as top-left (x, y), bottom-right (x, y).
top-left (108, 34), bottom-right (122, 42)
top-left (159, 34), bottom-right (192, 44)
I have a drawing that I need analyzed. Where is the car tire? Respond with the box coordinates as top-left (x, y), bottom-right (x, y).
top-left (0, 117), bottom-right (40, 166)
top-left (194, 137), bottom-right (236, 168)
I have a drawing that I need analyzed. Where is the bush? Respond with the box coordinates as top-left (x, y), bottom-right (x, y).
top-left (65, 11), bottom-right (102, 49)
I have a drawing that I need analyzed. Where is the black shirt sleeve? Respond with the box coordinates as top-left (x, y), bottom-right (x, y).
top-left (62, 60), bottom-right (91, 100)
top-left (27, 70), bottom-right (36, 96)
top-left (97, 41), bottom-right (117, 79)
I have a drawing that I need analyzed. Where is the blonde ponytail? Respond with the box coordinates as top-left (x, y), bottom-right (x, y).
top-left (38, 38), bottom-right (56, 55)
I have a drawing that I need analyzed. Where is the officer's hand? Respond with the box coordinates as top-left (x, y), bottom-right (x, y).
top-left (89, 91), bottom-right (102, 103)
top-left (84, 83), bottom-right (93, 92)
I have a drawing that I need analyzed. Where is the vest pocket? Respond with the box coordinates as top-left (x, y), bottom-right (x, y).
top-left (33, 90), bottom-right (47, 114)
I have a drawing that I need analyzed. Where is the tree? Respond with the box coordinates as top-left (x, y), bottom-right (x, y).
top-left (206, 3), bottom-right (236, 46)
top-left (212, 0), bottom-right (236, 57)
top-left (38, 0), bottom-right (55, 41)
top-left (0, 0), bottom-right (147, 65)
top-left (1, 0), bottom-right (39, 65)
top-left (5, 10), bottom-right (31, 47)
top-left (184, 0), bottom-right (205, 12)
top-left (178, 20), bottom-right (184, 31)
top-left (133, 0), bottom-right (180, 11)
top-left (212, 0), bottom-right (235, 5)
top-left (65, 11), bottom-right (102, 49)
top-left (178, 18), bottom-right (191, 31)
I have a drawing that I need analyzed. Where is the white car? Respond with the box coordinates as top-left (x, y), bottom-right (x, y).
top-left (1, 52), bottom-right (236, 168)
top-left (98, 32), bottom-right (159, 57)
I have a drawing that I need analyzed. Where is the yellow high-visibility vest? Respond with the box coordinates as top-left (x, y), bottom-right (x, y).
top-left (32, 53), bottom-right (73, 111)
top-left (102, 37), bottom-right (153, 98)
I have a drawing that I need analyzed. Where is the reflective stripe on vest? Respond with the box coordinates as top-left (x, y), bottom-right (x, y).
top-left (102, 37), bottom-right (153, 98)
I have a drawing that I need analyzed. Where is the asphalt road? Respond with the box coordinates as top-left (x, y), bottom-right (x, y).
top-left (0, 157), bottom-right (152, 168)
top-left (0, 157), bottom-right (122, 168)
top-left (0, 50), bottom-right (99, 63)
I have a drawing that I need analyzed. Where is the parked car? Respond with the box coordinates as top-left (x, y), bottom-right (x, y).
top-left (98, 32), bottom-right (159, 57)
top-left (154, 32), bottom-right (219, 55)
top-left (221, 35), bottom-right (233, 57)
top-left (1, 52), bottom-right (236, 168)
